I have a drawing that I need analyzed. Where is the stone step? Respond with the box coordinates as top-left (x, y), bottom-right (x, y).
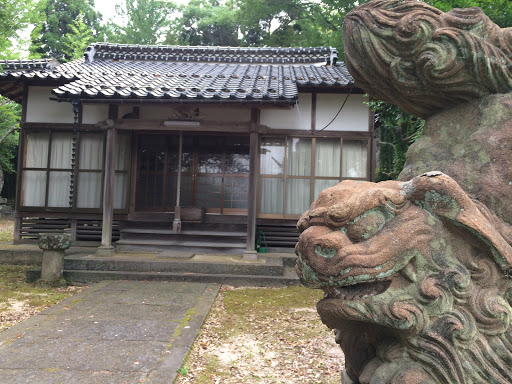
top-left (61, 267), bottom-right (300, 287)
top-left (64, 254), bottom-right (284, 276)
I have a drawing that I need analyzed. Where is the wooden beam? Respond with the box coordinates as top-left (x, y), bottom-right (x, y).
top-left (97, 126), bottom-right (116, 256)
top-left (115, 119), bottom-right (254, 132)
top-left (369, 108), bottom-right (376, 182)
top-left (258, 127), bottom-right (373, 138)
top-left (245, 131), bottom-right (258, 255)
top-left (311, 93), bottom-right (317, 132)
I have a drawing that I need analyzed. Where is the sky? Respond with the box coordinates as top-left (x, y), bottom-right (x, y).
top-left (94, 1), bottom-right (122, 24)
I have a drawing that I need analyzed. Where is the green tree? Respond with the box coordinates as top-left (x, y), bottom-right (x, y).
top-left (0, 97), bottom-right (21, 199)
top-left (106, 0), bottom-right (176, 45)
top-left (29, 0), bottom-right (102, 61)
top-left (61, 13), bottom-right (95, 61)
top-left (0, 0), bottom-right (36, 57)
top-left (167, 0), bottom-right (239, 46)
top-left (428, 0), bottom-right (512, 28)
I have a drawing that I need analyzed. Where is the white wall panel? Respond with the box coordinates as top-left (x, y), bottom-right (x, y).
top-left (260, 93), bottom-right (312, 130)
top-left (26, 86), bottom-right (74, 123)
top-left (316, 93), bottom-right (369, 132)
top-left (82, 105), bottom-right (108, 124)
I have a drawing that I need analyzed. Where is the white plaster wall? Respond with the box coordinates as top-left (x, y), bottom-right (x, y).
top-left (82, 105), bottom-right (109, 124)
top-left (26, 87), bottom-right (75, 123)
top-left (316, 94), bottom-right (369, 132)
top-left (260, 93), bottom-right (312, 131)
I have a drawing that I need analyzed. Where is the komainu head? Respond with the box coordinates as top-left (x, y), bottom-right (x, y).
top-left (343, 0), bottom-right (512, 118)
top-left (296, 172), bottom-right (512, 383)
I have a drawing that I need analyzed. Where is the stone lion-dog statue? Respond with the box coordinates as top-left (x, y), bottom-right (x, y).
top-left (296, 172), bottom-right (512, 383)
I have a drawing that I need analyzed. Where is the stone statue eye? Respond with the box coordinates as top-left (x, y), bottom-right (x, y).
top-left (344, 209), bottom-right (387, 243)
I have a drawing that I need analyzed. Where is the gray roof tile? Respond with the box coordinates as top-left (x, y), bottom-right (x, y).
top-left (0, 43), bottom-right (354, 103)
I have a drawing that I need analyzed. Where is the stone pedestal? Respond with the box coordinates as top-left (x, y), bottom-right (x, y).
top-left (96, 245), bottom-right (116, 257)
top-left (243, 250), bottom-right (258, 261)
top-left (38, 233), bottom-right (71, 286)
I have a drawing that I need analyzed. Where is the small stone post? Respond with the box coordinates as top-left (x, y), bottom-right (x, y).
top-left (38, 233), bottom-right (71, 286)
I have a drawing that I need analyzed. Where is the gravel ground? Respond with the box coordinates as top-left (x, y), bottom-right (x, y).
top-left (175, 286), bottom-right (344, 384)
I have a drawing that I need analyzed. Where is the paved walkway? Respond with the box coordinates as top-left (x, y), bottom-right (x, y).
top-left (0, 280), bottom-right (220, 384)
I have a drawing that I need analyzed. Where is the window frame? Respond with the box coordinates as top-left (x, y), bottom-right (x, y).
top-left (257, 135), bottom-right (371, 219)
top-left (18, 128), bottom-right (132, 214)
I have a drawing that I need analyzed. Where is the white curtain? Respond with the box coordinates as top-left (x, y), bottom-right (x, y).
top-left (114, 173), bottom-right (128, 209)
top-left (79, 133), bottom-right (104, 170)
top-left (22, 133), bottom-right (49, 206)
top-left (316, 138), bottom-right (340, 177)
top-left (22, 171), bottom-right (46, 206)
top-left (259, 178), bottom-right (283, 214)
top-left (50, 133), bottom-right (72, 168)
top-left (115, 134), bottom-right (130, 171)
top-left (25, 132), bottom-right (49, 168)
top-left (260, 138), bottom-right (285, 175)
top-left (48, 172), bottom-right (71, 207)
top-left (342, 141), bottom-right (367, 178)
top-left (114, 134), bottom-right (131, 210)
top-left (77, 133), bottom-right (104, 208)
top-left (286, 178), bottom-right (310, 215)
top-left (77, 173), bottom-right (102, 208)
top-left (284, 138), bottom-right (311, 214)
top-left (48, 133), bottom-right (73, 207)
top-left (287, 138), bottom-right (311, 176)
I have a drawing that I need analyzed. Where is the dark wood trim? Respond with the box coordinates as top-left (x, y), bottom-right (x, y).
top-left (259, 128), bottom-right (372, 138)
top-left (21, 86), bottom-right (28, 124)
top-left (78, 100), bottom-right (294, 110)
top-left (15, 130), bottom-right (25, 211)
top-left (43, 132), bottom-right (53, 208)
top-left (310, 138), bottom-right (316, 203)
top-left (15, 211), bottom-right (127, 220)
top-left (13, 216), bottom-right (21, 240)
top-left (129, 133), bottom-right (138, 215)
top-left (100, 127), bottom-right (116, 247)
top-left (70, 219), bottom-right (77, 241)
top-left (298, 86), bottom-right (365, 94)
top-left (246, 132), bottom-right (258, 251)
top-left (251, 108), bottom-right (260, 127)
top-left (21, 122), bottom-right (103, 131)
top-left (108, 104), bottom-right (119, 120)
top-left (311, 93), bottom-right (317, 132)
top-left (369, 108), bottom-right (376, 181)
top-left (116, 119), bottom-right (253, 132)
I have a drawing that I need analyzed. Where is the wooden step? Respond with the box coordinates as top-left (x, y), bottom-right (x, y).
top-left (120, 229), bottom-right (246, 237)
top-left (115, 239), bottom-right (247, 248)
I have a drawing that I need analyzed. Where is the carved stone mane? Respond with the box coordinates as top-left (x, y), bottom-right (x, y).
top-left (297, 2), bottom-right (512, 382)
top-left (343, 0), bottom-right (512, 118)
top-left (296, 173), bottom-right (512, 383)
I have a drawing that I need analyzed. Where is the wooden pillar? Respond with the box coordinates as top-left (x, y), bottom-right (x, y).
top-left (244, 129), bottom-right (259, 260)
top-left (173, 132), bottom-right (183, 232)
top-left (97, 112), bottom-right (117, 256)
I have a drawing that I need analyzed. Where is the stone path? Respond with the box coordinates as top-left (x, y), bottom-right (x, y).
top-left (0, 280), bottom-right (220, 384)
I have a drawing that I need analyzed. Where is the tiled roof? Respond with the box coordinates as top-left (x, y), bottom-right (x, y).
top-left (0, 59), bottom-right (57, 71)
top-left (0, 43), bottom-right (354, 104)
top-left (89, 43), bottom-right (338, 64)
